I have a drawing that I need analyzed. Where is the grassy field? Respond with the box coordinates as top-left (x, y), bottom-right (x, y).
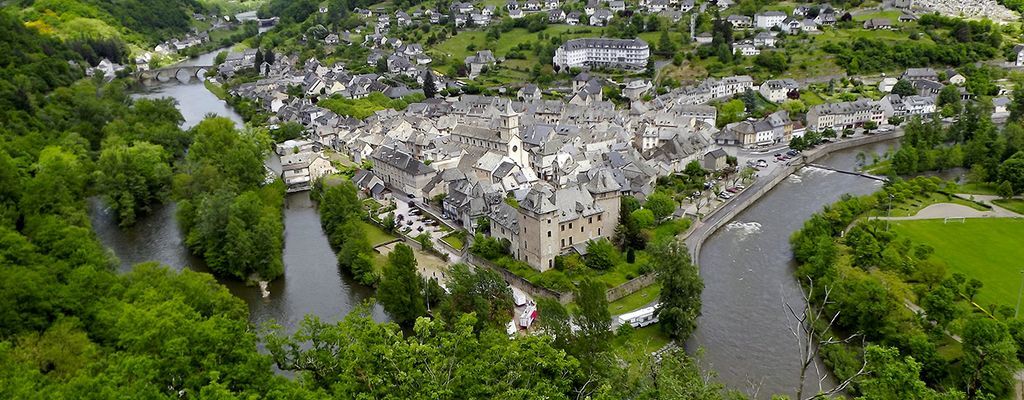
top-left (361, 220), bottom-right (398, 246)
top-left (609, 283), bottom-right (660, 315)
top-left (892, 218), bottom-right (1024, 309)
top-left (957, 182), bottom-right (1001, 196)
top-left (611, 325), bottom-right (671, 359)
top-left (870, 192), bottom-right (988, 217)
top-left (993, 199), bottom-right (1024, 215)
top-left (204, 80), bottom-right (228, 100)
top-left (441, 232), bottom-right (465, 250)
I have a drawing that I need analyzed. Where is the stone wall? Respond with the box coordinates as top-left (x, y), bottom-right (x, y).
top-left (466, 254), bottom-right (575, 304)
top-left (606, 273), bottom-right (657, 302)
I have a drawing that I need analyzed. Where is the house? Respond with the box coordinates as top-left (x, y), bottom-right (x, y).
top-left (946, 69), bottom-right (966, 85)
top-left (806, 99), bottom-right (885, 131)
top-left (753, 31), bottom-right (777, 48)
top-left (590, 9), bottom-right (613, 26)
top-left (281, 151), bottom-right (337, 193)
top-left (702, 149), bottom-right (728, 171)
top-left (863, 18), bottom-right (893, 30)
top-left (622, 79), bottom-right (653, 101)
top-left (369, 145), bottom-right (437, 197)
top-left (548, 9), bottom-right (565, 22)
top-left (913, 80), bottom-right (944, 96)
top-left (758, 79), bottom-right (799, 103)
top-left (734, 43), bottom-right (760, 56)
top-left (518, 84), bottom-right (542, 101)
top-left (324, 34), bottom-right (339, 45)
top-left (754, 11), bottom-right (786, 29)
top-left (465, 50), bottom-right (496, 78)
top-left (713, 110), bottom-right (792, 148)
top-left (898, 12), bottom-right (918, 22)
top-left (695, 32), bottom-right (714, 45)
top-left (506, 0), bottom-right (519, 10)
top-left (553, 38), bottom-right (649, 70)
top-left (646, 0), bottom-right (668, 12)
top-left (878, 77), bottom-right (898, 93)
top-left (584, 0), bottom-right (597, 15)
top-left (879, 94), bottom-right (936, 119)
top-left (679, 0), bottom-right (695, 12)
top-left (901, 68), bottom-right (938, 82)
top-left (993, 97), bottom-right (1011, 115)
top-left (1014, 44), bottom-right (1024, 67)
top-left (509, 8), bottom-right (524, 18)
top-left (566, 11), bottom-right (581, 25)
top-left (544, 0), bottom-right (559, 10)
top-left (726, 14), bottom-right (752, 29)
top-left (610, 0), bottom-right (626, 12)
top-left (524, 0), bottom-right (541, 11)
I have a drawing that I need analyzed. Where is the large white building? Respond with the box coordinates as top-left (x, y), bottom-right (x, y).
top-left (553, 38), bottom-right (649, 70)
top-left (754, 11), bottom-right (787, 29)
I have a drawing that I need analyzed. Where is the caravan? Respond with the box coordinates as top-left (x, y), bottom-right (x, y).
top-left (617, 305), bottom-right (659, 328)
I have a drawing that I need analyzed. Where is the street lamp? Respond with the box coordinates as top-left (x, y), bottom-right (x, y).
top-left (886, 194), bottom-right (894, 231)
top-left (1016, 270), bottom-right (1024, 318)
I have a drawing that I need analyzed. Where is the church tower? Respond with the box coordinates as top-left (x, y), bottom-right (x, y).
top-left (499, 99), bottom-right (527, 167)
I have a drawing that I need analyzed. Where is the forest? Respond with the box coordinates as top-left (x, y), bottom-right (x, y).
top-left (790, 177), bottom-right (1022, 399)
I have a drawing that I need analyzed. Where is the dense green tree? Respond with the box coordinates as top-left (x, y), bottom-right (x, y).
top-left (858, 345), bottom-right (962, 400)
top-left (998, 153), bottom-right (1024, 194)
top-left (644, 192), bottom-right (677, 221)
top-left (439, 263), bottom-right (513, 328)
top-left (921, 285), bottom-right (959, 329)
top-left (891, 79), bottom-right (917, 97)
top-left (574, 278), bottom-right (611, 353)
top-left (651, 238), bottom-right (702, 340)
top-left (585, 239), bottom-right (619, 270)
top-left (422, 71), bottom-right (437, 99)
top-left (630, 208), bottom-right (655, 229)
top-left (960, 318), bottom-right (1018, 399)
top-left (377, 243), bottom-right (425, 325)
top-left (95, 141), bottom-right (173, 227)
top-left (267, 311), bottom-right (582, 398)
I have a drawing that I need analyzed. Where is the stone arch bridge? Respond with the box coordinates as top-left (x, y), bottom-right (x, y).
top-left (137, 65), bottom-right (213, 84)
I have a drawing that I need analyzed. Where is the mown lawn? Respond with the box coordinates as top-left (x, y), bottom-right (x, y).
top-left (993, 199), bottom-right (1024, 215)
top-left (360, 220), bottom-right (397, 247)
top-left (441, 232), bottom-right (465, 250)
top-left (608, 283), bottom-right (660, 315)
top-left (892, 218), bottom-right (1024, 309)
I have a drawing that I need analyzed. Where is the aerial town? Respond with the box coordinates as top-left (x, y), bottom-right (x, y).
top-left (5, 0), bottom-right (1024, 397)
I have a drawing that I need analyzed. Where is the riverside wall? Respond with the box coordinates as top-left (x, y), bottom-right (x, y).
top-left (687, 131), bottom-right (905, 264)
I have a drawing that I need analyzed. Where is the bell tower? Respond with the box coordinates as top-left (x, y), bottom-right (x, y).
top-left (499, 99), bottom-right (527, 166)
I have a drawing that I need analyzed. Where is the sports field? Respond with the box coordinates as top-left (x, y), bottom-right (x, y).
top-left (892, 218), bottom-right (1024, 309)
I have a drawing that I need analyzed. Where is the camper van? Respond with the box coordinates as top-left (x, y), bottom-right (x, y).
top-left (617, 305), bottom-right (659, 328)
top-left (519, 302), bottom-right (537, 328)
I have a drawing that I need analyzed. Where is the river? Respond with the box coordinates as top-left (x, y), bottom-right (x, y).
top-left (689, 140), bottom-right (894, 398)
top-left (91, 47), bottom-right (387, 330)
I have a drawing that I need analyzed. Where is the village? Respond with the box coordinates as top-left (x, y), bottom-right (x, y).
top-left (199, 0), bottom-right (1024, 333)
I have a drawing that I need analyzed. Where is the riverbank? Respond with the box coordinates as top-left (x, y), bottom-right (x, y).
top-left (684, 131), bottom-right (906, 264)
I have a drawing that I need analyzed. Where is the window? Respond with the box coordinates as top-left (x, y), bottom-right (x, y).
top-left (598, 228), bottom-right (602, 236)
top-left (569, 237), bottom-right (573, 245)
top-left (580, 226), bottom-right (583, 233)
top-left (569, 223), bottom-right (573, 229)
top-left (561, 239), bottom-right (565, 247)
top-left (589, 217), bottom-right (593, 224)
top-left (598, 215), bottom-right (602, 221)
top-left (547, 231), bottom-right (551, 237)
top-left (561, 225), bottom-right (565, 231)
